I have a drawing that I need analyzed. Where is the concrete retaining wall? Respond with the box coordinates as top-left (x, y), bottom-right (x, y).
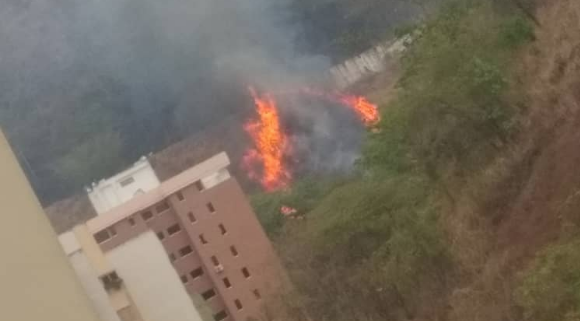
top-left (328, 35), bottom-right (413, 89)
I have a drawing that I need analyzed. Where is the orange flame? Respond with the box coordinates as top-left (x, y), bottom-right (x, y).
top-left (283, 88), bottom-right (380, 127)
top-left (338, 94), bottom-right (380, 126)
top-left (243, 88), bottom-right (291, 191)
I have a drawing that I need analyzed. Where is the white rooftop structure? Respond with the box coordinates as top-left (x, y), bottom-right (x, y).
top-left (87, 156), bottom-right (161, 215)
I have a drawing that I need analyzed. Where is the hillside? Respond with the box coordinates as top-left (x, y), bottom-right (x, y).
top-left (252, 1), bottom-right (580, 321)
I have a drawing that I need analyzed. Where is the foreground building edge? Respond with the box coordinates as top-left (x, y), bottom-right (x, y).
top-left (0, 129), bottom-right (103, 321)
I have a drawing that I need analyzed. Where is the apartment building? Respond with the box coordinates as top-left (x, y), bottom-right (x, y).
top-left (59, 225), bottom-right (207, 321)
top-left (0, 130), bottom-right (102, 321)
top-left (81, 152), bottom-right (282, 321)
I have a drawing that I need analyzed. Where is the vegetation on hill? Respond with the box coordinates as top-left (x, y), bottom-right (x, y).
top-left (251, 1), bottom-right (580, 320)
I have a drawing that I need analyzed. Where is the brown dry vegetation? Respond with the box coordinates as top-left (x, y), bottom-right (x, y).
top-left (448, 2), bottom-right (580, 320)
top-left (256, 1), bottom-right (580, 321)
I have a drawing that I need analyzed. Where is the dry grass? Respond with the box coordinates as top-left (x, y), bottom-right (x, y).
top-left (441, 2), bottom-right (580, 321)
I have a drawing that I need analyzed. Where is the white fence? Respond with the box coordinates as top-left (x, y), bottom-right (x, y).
top-left (328, 35), bottom-right (413, 89)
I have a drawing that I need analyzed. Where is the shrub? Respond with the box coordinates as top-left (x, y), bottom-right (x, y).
top-left (515, 239), bottom-right (580, 321)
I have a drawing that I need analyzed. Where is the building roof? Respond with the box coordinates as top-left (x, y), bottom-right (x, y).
top-left (45, 116), bottom-right (248, 234)
top-left (86, 152), bottom-right (230, 233)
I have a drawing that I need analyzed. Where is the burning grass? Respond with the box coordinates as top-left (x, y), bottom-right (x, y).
top-left (242, 87), bottom-right (379, 192)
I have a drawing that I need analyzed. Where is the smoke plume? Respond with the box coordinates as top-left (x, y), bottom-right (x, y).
top-left (0, 0), bottom-right (410, 199)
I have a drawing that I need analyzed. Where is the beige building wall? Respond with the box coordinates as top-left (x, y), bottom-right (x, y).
top-left (107, 231), bottom-right (205, 321)
top-left (0, 130), bottom-right (102, 321)
top-left (59, 231), bottom-right (122, 321)
top-left (60, 225), bottom-right (145, 321)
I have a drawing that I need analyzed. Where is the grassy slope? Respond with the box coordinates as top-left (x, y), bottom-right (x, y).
top-left (254, 1), bottom-right (580, 321)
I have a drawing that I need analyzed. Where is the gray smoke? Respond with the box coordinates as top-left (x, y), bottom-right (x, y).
top-left (276, 94), bottom-right (365, 175)
top-left (0, 0), bottom-right (375, 198)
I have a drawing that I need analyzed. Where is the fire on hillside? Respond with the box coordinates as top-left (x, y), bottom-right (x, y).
top-left (242, 87), bottom-right (380, 192)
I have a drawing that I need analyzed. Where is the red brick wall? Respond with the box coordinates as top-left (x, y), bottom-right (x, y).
top-left (94, 177), bottom-right (282, 321)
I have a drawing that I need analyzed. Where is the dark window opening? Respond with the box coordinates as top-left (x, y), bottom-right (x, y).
top-left (180, 275), bottom-right (188, 284)
top-left (141, 211), bottom-right (153, 221)
top-left (241, 267), bottom-right (250, 278)
top-left (128, 217), bottom-right (136, 227)
top-left (188, 212), bottom-right (197, 223)
top-left (119, 176), bottom-right (135, 187)
top-left (214, 310), bottom-right (228, 321)
top-left (234, 299), bottom-right (243, 310)
top-left (223, 277), bottom-right (232, 288)
top-left (195, 180), bottom-right (205, 192)
top-left (218, 224), bottom-right (227, 235)
top-left (179, 245), bottom-right (193, 257)
top-left (199, 234), bottom-right (208, 244)
top-left (230, 245), bottom-right (239, 257)
top-left (190, 267), bottom-right (204, 279)
top-left (211, 256), bottom-right (220, 266)
top-left (94, 230), bottom-right (111, 244)
top-left (157, 231), bottom-right (165, 240)
top-left (156, 201), bottom-right (170, 213)
top-left (253, 289), bottom-right (261, 300)
top-left (169, 253), bottom-right (177, 262)
top-left (101, 271), bottom-right (122, 290)
top-left (167, 223), bottom-right (182, 236)
top-left (201, 288), bottom-right (216, 301)
top-left (176, 191), bottom-right (185, 201)
top-left (206, 202), bottom-right (215, 213)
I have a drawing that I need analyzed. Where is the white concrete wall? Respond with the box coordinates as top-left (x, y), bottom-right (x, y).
top-left (88, 158), bottom-right (161, 214)
top-left (59, 231), bottom-right (122, 321)
top-left (107, 231), bottom-right (205, 321)
top-left (70, 252), bottom-right (124, 321)
top-left (201, 168), bottom-right (231, 190)
top-left (328, 34), bottom-right (413, 89)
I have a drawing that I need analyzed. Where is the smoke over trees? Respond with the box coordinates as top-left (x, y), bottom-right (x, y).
top-left (0, 0), bottom-right (419, 204)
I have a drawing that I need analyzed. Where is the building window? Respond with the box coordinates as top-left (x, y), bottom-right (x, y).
top-left (230, 245), bottom-right (239, 257)
top-left (241, 267), bottom-right (250, 278)
top-left (156, 201), bottom-right (170, 213)
top-left (141, 210), bottom-right (153, 221)
top-left (195, 180), bottom-right (205, 192)
top-left (176, 191), bottom-right (185, 201)
top-left (128, 217), bottom-right (136, 227)
top-left (211, 256), bottom-right (220, 266)
top-left (252, 289), bottom-right (261, 300)
top-left (119, 176), bottom-right (135, 187)
top-left (100, 271), bottom-right (122, 291)
top-left (223, 277), bottom-right (232, 288)
top-left (206, 202), bottom-right (216, 213)
top-left (199, 234), bottom-right (208, 244)
top-left (94, 229), bottom-right (115, 244)
top-left (157, 231), bottom-right (165, 240)
top-left (169, 253), bottom-right (177, 262)
top-left (214, 310), bottom-right (228, 321)
top-left (190, 267), bottom-right (204, 279)
top-left (188, 212), bottom-right (197, 223)
top-left (234, 299), bottom-right (243, 310)
top-left (201, 288), bottom-right (216, 301)
top-left (179, 245), bottom-right (193, 257)
top-left (218, 224), bottom-right (227, 235)
top-left (167, 223), bottom-right (182, 236)
top-left (180, 275), bottom-right (188, 284)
